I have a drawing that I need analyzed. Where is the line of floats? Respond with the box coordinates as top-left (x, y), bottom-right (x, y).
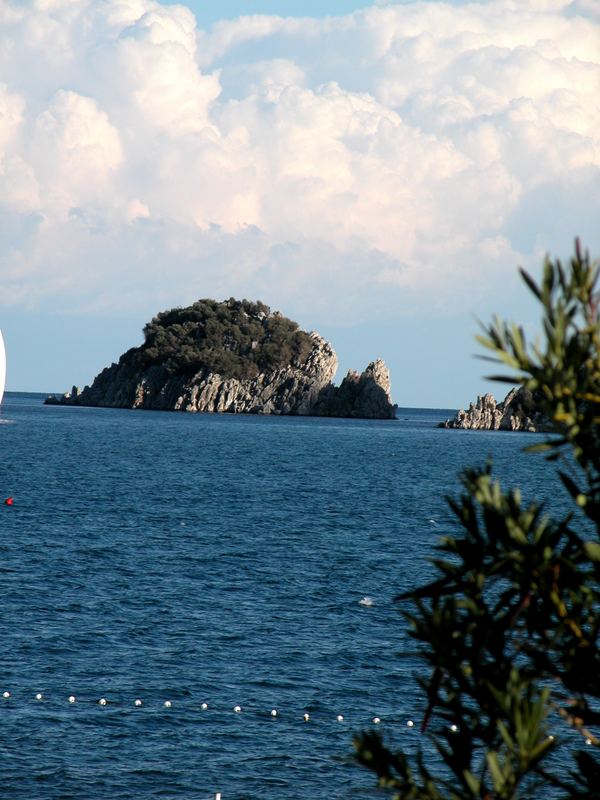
top-left (2, 691), bottom-right (593, 745)
top-left (0, 690), bottom-right (424, 728)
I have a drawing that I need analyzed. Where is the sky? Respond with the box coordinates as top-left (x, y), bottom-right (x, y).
top-left (0, 0), bottom-right (599, 408)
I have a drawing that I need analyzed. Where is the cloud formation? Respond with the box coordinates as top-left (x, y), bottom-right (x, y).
top-left (0, 0), bottom-right (598, 324)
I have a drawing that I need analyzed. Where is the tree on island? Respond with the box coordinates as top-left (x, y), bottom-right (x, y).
top-left (140, 298), bottom-right (314, 380)
top-left (355, 241), bottom-right (600, 798)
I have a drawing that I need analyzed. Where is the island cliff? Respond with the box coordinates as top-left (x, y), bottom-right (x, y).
top-left (46, 298), bottom-right (396, 419)
top-left (440, 387), bottom-right (552, 432)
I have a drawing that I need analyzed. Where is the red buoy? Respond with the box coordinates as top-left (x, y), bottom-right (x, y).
top-left (4, 497), bottom-right (13, 506)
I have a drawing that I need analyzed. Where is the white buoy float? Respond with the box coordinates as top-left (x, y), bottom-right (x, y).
top-left (233, 705), bottom-right (242, 713)
top-left (407, 719), bottom-right (414, 727)
top-left (68, 695), bottom-right (76, 704)
top-left (303, 713), bottom-right (310, 722)
top-left (134, 699), bottom-right (143, 707)
top-left (35, 693), bottom-right (43, 701)
top-left (201, 702), bottom-right (208, 710)
top-left (336, 714), bottom-right (344, 722)
top-left (372, 717), bottom-right (381, 724)
top-left (2, 691), bottom-right (10, 699)
top-left (270, 709), bottom-right (277, 717)
top-left (99, 698), bottom-right (107, 706)
top-left (164, 700), bottom-right (172, 708)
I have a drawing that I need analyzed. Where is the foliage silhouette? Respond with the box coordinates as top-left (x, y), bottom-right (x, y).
top-left (354, 242), bottom-right (600, 798)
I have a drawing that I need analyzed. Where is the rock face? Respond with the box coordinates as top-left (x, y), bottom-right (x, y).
top-left (48, 332), bottom-right (338, 415)
top-left (46, 300), bottom-right (396, 419)
top-left (312, 359), bottom-right (396, 419)
top-left (440, 387), bottom-right (552, 432)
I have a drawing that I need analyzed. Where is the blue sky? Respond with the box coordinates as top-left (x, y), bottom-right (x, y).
top-left (162, 1), bottom-right (377, 24)
top-left (0, 0), bottom-right (599, 407)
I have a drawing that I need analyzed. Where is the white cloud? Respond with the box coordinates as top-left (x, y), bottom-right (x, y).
top-left (0, 0), bottom-right (598, 324)
top-left (0, 82), bottom-right (24, 148)
top-left (30, 90), bottom-right (123, 218)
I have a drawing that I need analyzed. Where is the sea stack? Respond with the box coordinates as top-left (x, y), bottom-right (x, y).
top-left (46, 298), bottom-right (396, 419)
top-left (311, 359), bottom-right (396, 419)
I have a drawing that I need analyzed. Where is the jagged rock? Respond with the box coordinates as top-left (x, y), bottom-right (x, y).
top-left (45, 300), bottom-right (396, 419)
top-left (440, 387), bottom-right (553, 432)
top-left (312, 359), bottom-right (396, 419)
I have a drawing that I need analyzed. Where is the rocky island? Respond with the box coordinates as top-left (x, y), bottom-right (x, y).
top-left (440, 386), bottom-right (552, 432)
top-left (46, 298), bottom-right (396, 419)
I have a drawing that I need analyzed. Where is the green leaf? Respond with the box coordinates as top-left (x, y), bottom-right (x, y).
top-left (486, 751), bottom-right (506, 791)
top-left (519, 267), bottom-right (542, 300)
top-left (463, 770), bottom-right (480, 796)
top-left (584, 541), bottom-right (600, 562)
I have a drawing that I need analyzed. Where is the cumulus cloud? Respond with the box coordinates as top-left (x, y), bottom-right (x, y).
top-left (0, 0), bottom-right (598, 325)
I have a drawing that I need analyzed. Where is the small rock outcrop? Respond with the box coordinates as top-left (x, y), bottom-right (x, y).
top-left (45, 298), bottom-right (396, 419)
top-left (440, 387), bottom-right (553, 432)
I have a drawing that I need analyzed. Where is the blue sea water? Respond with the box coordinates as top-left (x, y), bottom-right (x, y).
top-left (0, 393), bottom-right (571, 799)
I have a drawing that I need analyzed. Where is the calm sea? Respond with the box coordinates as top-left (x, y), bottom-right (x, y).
top-left (0, 393), bottom-right (569, 799)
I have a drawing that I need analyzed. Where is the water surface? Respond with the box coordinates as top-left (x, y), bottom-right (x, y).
top-left (0, 395), bottom-right (569, 799)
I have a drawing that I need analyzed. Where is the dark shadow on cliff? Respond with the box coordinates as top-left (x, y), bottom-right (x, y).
top-left (313, 363), bottom-right (396, 420)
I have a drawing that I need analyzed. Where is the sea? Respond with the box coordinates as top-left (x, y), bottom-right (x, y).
top-left (0, 392), bottom-right (571, 800)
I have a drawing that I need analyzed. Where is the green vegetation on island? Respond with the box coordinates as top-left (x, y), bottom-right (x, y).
top-left (355, 242), bottom-right (600, 797)
top-left (140, 298), bottom-right (314, 380)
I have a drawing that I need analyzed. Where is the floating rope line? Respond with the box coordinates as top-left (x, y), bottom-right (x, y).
top-left (0, 693), bottom-right (567, 750)
top-left (0, 690), bottom-right (448, 733)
